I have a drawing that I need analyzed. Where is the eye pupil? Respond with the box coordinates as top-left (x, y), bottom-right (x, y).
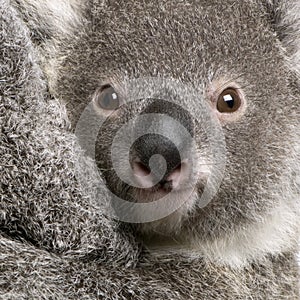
top-left (96, 86), bottom-right (120, 110)
top-left (217, 88), bottom-right (241, 113)
top-left (223, 94), bottom-right (235, 109)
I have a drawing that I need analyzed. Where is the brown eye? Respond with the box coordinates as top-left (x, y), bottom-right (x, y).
top-left (95, 85), bottom-right (120, 110)
top-left (217, 88), bottom-right (242, 113)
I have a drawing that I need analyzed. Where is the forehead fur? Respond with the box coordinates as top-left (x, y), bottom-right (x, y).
top-left (56, 0), bottom-right (296, 125)
top-left (82, 0), bottom-right (282, 77)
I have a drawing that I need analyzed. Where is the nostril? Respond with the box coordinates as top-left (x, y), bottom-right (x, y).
top-left (132, 160), bottom-right (155, 189)
top-left (166, 163), bottom-right (181, 180)
top-left (132, 158), bottom-right (190, 190)
top-left (132, 160), bottom-right (151, 177)
top-left (165, 161), bottom-right (189, 189)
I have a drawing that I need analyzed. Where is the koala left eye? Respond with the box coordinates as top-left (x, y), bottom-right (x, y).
top-left (94, 85), bottom-right (120, 110)
top-left (217, 88), bottom-right (242, 113)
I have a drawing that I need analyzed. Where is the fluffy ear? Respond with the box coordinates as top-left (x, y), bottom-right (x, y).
top-left (262, 0), bottom-right (300, 69)
top-left (11, 0), bottom-right (82, 44)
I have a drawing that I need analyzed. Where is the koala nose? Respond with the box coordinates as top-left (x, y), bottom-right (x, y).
top-left (131, 99), bottom-right (194, 190)
top-left (129, 100), bottom-right (194, 191)
top-left (131, 133), bottom-right (189, 190)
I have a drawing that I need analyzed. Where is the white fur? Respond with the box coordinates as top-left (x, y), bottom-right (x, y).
top-left (146, 198), bottom-right (298, 268)
top-left (282, 0), bottom-right (300, 72)
top-left (20, 0), bottom-right (81, 36)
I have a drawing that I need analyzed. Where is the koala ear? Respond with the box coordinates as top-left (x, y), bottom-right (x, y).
top-left (262, 0), bottom-right (300, 68)
top-left (11, 0), bottom-right (81, 44)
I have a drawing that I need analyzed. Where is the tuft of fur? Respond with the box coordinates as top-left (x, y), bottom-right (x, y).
top-left (262, 0), bottom-right (300, 71)
top-left (1, 0), bottom-right (300, 299)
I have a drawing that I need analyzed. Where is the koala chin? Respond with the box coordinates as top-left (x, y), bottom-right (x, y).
top-left (24, 0), bottom-right (299, 268)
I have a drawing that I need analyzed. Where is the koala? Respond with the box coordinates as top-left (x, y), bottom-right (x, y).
top-left (51, 0), bottom-right (300, 260)
top-left (3, 0), bottom-right (300, 299)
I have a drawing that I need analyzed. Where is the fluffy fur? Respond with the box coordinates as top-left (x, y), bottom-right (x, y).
top-left (1, 0), bottom-right (300, 299)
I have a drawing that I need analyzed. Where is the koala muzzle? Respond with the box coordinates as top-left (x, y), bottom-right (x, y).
top-left (130, 100), bottom-right (194, 191)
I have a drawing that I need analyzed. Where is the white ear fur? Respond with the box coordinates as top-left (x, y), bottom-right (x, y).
top-left (280, 0), bottom-right (300, 72)
top-left (11, 0), bottom-right (84, 98)
top-left (263, 0), bottom-right (300, 72)
top-left (11, 0), bottom-right (82, 41)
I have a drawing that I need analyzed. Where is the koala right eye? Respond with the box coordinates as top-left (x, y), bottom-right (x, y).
top-left (217, 88), bottom-right (242, 113)
top-left (94, 85), bottom-right (120, 110)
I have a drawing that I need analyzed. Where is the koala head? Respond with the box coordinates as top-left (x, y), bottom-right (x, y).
top-left (50, 0), bottom-right (300, 260)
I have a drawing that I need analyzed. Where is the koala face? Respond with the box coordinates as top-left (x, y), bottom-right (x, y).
top-left (55, 0), bottom-right (299, 242)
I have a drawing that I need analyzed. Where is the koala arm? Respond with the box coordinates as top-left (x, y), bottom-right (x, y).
top-left (2, 233), bottom-right (298, 300)
top-left (0, 235), bottom-right (69, 300)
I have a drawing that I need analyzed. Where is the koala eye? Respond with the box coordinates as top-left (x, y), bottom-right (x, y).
top-left (217, 88), bottom-right (242, 113)
top-left (95, 85), bottom-right (120, 110)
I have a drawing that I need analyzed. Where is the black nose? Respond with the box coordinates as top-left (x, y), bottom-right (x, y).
top-left (130, 100), bottom-right (194, 189)
top-left (131, 133), bottom-right (182, 179)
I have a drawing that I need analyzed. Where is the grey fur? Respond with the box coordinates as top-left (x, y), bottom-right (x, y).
top-left (1, 0), bottom-right (300, 299)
